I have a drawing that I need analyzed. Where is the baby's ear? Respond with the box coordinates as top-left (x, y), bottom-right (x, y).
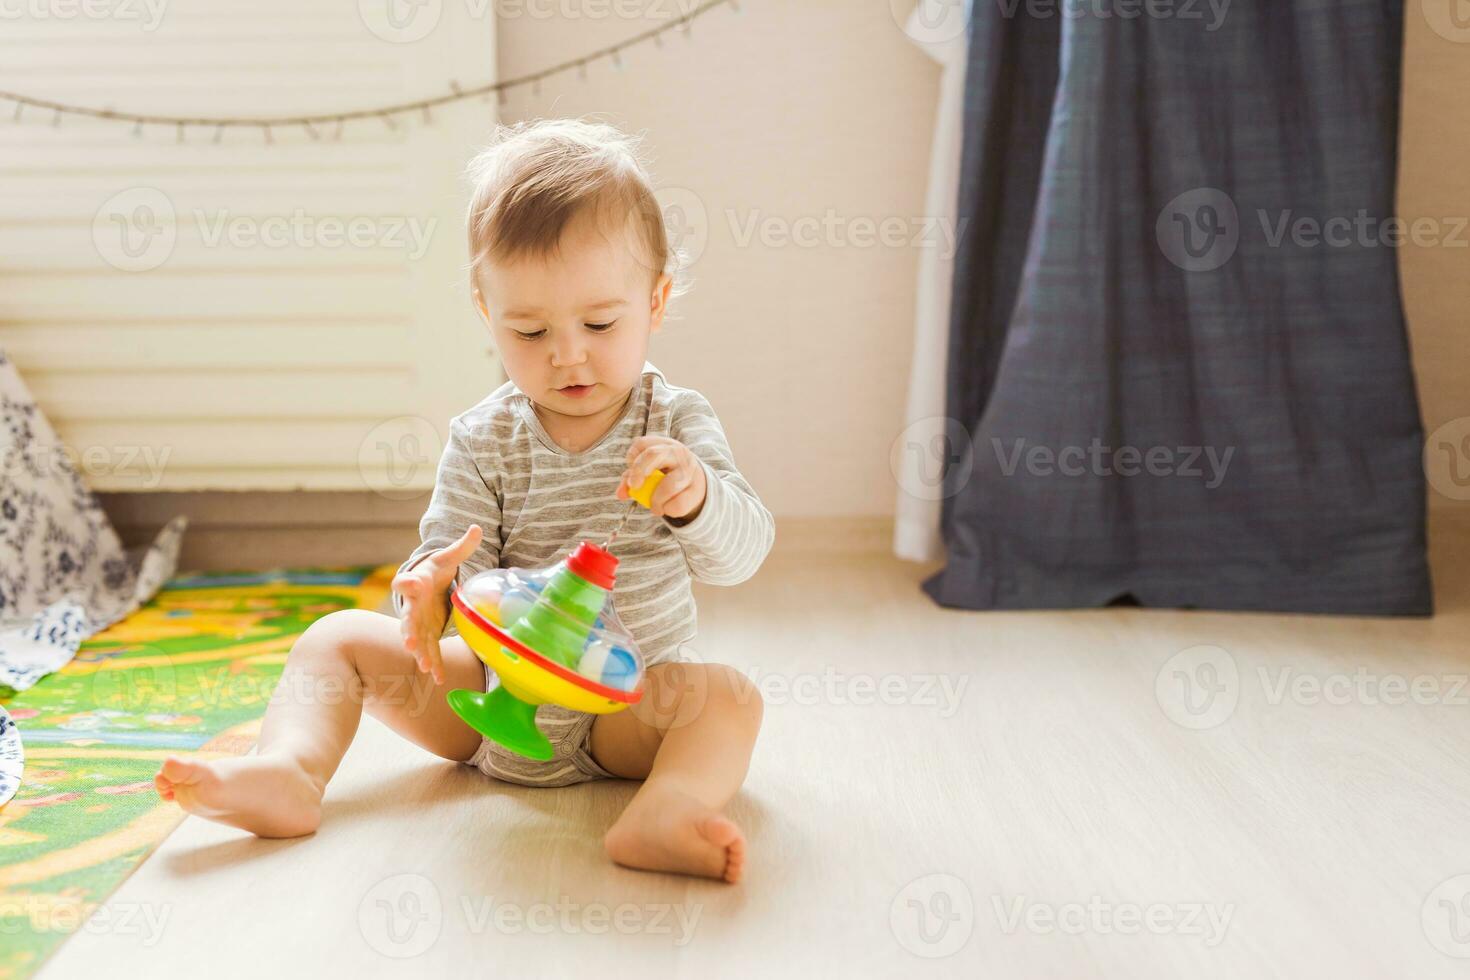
top-left (471, 287), bottom-right (491, 323)
top-left (648, 273), bottom-right (673, 332)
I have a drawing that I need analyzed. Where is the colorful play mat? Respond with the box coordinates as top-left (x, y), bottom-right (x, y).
top-left (0, 565), bottom-right (393, 980)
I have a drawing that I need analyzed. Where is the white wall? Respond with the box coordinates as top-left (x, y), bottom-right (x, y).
top-left (9, 1), bottom-right (1463, 531)
top-left (1400, 8), bottom-right (1470, 519)
top-left (495, 1), bottom-right (943, 519)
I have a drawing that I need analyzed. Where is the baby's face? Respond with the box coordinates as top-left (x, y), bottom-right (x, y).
top-left (474, 209), bottom-right (670, 426)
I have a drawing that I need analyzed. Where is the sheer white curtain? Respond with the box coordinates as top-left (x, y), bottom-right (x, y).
top-left (894, 0), bottom-right (969, 562)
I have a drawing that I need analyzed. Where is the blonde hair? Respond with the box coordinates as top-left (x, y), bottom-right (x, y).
top-left (465, 118), bottom-right (685, 297)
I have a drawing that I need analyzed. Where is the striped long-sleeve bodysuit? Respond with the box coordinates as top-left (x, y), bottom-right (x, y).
top-left (396, 361), bottom-right (775, 785)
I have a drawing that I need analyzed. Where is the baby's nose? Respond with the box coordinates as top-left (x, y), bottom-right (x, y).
top-left (549, 333), bottom-right (587, 366)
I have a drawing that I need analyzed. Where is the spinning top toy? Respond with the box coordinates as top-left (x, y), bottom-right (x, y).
top-left (445, 469), bottom-right (665, 760)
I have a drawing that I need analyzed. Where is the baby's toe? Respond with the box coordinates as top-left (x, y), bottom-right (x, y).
top-left (695, 814), bottom-right (746, 882)
top-left (159, 756), bottom-right (196, 783)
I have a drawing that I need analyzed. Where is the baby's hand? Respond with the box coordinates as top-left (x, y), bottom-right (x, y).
top-left (618, 436), bottom-right (708, 522)
top-left (391, 524), bottom-right (482, 684)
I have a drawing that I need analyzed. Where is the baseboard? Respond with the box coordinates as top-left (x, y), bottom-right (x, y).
top-left (104, 489), bottom-right (1467, 575)
top-left (769, 515), bottom-right (897, 557)
top-left (98, 491), bottom-right (900, 571)
top-left (99, 491), bottom-right (425, 572)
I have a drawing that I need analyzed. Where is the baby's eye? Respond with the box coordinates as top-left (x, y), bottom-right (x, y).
top-left (514, 330), bottom-right (544, 341)
top-left (585, 321), bottom-right (616, 332)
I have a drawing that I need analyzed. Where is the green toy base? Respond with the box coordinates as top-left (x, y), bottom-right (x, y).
top-left (447, 685), bottom-right (553, 761)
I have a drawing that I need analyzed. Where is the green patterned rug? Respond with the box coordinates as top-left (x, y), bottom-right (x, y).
top-left (0, 565), bottom-right (393, 980)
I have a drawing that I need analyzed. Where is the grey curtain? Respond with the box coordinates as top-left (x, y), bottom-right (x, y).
top-left (925, 0), bottom-right (1432, 615)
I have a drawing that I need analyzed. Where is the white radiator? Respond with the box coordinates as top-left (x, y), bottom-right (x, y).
top-left (0, 0), bottom-right (505, 494)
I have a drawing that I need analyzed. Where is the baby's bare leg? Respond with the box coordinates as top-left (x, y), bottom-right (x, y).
top-left (154, 609), bottom-right (484, 837)
top-left (590, 662), bottom-right (763, 883)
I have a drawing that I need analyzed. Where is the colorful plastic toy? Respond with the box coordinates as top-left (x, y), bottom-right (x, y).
top-left (445, 470), bottom-right (664, 760)
top-left (627, 467), bottom-right (664, 507)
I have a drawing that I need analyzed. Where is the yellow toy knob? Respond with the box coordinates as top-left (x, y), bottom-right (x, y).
top-left (629, 469), bottom-right (665, 508)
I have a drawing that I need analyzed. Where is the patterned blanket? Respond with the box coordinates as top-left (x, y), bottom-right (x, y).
top-left (0, 349), bottom-right (184, 697)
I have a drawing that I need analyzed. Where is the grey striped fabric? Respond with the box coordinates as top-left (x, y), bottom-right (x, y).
top-left (397, 362), bottom-right (775, 670)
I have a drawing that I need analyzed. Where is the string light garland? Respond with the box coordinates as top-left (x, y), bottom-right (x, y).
top-left (0, 0), bottom-right (739, 142)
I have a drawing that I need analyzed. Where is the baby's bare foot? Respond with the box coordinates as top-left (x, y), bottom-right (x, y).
top-left (154, 754), bottom-right (323, 839)
top-left (603, 784), bottom-right (747, 883)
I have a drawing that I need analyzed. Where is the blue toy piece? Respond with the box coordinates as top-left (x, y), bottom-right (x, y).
top-left (576, 639), bottom-right (640, 691)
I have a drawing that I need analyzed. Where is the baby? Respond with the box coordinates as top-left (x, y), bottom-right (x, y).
top-left (154, 119), bottom-right (774, 884)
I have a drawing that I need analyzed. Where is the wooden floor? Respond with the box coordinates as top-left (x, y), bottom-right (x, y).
top-left (45, 514), bottom-right (1470, 979)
